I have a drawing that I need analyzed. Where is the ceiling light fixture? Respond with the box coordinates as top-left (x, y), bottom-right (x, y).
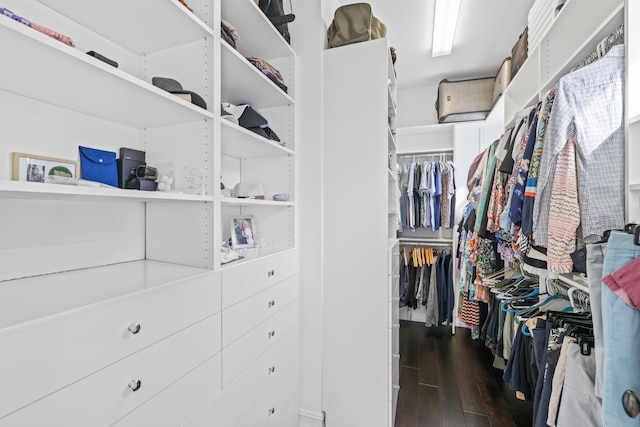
top-left (432, 0), bottom-right (461, 57)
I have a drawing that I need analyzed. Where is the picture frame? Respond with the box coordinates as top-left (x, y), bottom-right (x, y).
top-left (230, 215), bottom-right (256, 248)
top-left (12, 152), bottom-right (79, 183)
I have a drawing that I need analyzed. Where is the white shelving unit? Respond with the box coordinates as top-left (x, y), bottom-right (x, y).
top-left (503, 0), bottom-right (624, 124)
top-left (0, 0), bottom-right (299, 425)
top-left (322, 38), bottom-right (399, 427)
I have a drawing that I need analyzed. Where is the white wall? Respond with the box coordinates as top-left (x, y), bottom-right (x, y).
top-left (291, 2), bottom-right (326, 426)
top-left (397, 84), bottom-right (440, 127)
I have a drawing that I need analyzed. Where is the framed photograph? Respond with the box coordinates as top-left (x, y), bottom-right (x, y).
top-left (12, 152), bottom-right (79, 183)
top-left (230, 215), bottom-right (256, 248)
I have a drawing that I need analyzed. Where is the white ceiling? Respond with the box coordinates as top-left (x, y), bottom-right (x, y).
top-left (362, 0), bottom-right (534, 90)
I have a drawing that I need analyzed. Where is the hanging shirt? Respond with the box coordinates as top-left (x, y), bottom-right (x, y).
top-left (533, 44), bottom-right (625, 246)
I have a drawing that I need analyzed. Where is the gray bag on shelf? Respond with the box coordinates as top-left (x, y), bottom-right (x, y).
top-left (435, 77), bottom-right (495, 124)
top-left (493, 57), bottom-right (512, 105)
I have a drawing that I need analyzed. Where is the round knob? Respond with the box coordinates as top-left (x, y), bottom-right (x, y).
top-left (268, 407), bottom-right (276, 416)
top-left (268, 299), bottom-right (276, 308)
top-left (393, 385), bottom-right (400, 390)
top-left (270, 270), bottom-right (275, 276)
top-left (128, 379), bottom-right (142, 392)
top-left (268, 366), bottom-right (276, 375)
top-left (128, 323), bottom-right (141, 334)
top-left (623, 390), bottom-right (640, 418)
top-left (268, 330), bottom-right (276, 339)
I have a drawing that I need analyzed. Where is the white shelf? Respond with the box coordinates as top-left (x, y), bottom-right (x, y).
top-left (539, 2), bottom-right (624, 94)
top-left (0, 17), bottom-right (214, 128)
top-left (388, 127), bottom-right (397, 151)
top-left (221, 120), bottom-right (294, 158)
top-left (220, 247), bottom-right (296, 270)
top-left (558, 273), bottom-right (590, 294)
top-left (629, 114), bottom-right (640, 126)
top-left (0, 180), bottom-right (214, 202)
top-left (221, 41), bottom-right (294, 110)
top-left (220, 197), bottom-right (295, 207)
top-left (629, 183), bottom-right (640, 191)
top-left (221, 0), bottom-right (295, 59)
top-left (36, 0), bottom-right (214, 54)
top-left (0, 260), bottom-right (213, 330)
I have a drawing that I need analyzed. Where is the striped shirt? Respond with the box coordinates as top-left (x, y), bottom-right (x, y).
top-left (533, 44), bottom-right (624, 246)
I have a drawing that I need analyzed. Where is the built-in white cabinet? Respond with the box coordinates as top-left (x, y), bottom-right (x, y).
top-left (0, 0), bottom-right (298, 425)
top-left (322, 37), bottom-right (399, 427)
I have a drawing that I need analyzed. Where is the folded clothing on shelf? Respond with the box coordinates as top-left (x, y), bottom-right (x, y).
top-left (246, 57), bottom-right (288, 93)
top-left (221, 102), bottom-right (281, 143)
top-left (0, 6), bottom-right (75, 47)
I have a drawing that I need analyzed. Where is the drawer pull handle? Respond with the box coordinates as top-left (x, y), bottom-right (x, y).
top-left (128, 379), bottom-right (142, 392)
top-left (268, 299), bottom-right (276, 308)
top-left (267, 269), bottom-right (275, 278)
top-left (268, 407), bottom-right (276, 416)
top-left (268, 330), bottom-right (276, 339)
top-left (268, 366), bottom-right (276, 374)
top-left (128, 323), bottom-right (142, 334)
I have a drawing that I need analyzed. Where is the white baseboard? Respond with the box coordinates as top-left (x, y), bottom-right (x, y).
top-left (299, 409), bottom-right (325, 427)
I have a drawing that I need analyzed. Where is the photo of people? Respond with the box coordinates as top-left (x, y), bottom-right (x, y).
top-left (231, 216), bottom-right (256, 248)
top-left (27, 163), bottom-right (45, 182)
top-left (12, 152), bottom-right (78, 183)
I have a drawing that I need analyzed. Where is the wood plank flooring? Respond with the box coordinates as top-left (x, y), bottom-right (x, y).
top-left (395, 321), bottom-right (533, 427)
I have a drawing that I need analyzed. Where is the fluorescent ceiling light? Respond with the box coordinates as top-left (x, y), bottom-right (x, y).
top-left (432, 0), bottom-right (461, 57)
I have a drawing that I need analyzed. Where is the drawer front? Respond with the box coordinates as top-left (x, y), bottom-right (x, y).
top-left (223, 299), bottom-right (298, 386)
top-left (238, 359), bottom-right (299, 427)
top-left (184, 326), bottom-right (299, 427)
top-left (222, 275), bottom-right (298, 347)
top-left (221, 250), bottom-right (298, 308)
top-left (0, 314), bottom-right (221, 427)
top-left (112, 353), bottom-right (222, 427)
top-left (0, 272), bottom-right (220, 419)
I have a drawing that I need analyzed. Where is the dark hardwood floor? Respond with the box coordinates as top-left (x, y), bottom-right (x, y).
top-left (395, 321), bottom-right (533, 427)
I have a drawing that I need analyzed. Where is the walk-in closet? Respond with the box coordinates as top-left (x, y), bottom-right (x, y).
top-left (0, 0), bottom-right (637, 426)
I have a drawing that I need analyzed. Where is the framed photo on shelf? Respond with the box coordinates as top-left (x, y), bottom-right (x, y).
top-left (12, 152), bottom-right (79, 183)
top-left (230, 215), bottom-right (256, 248)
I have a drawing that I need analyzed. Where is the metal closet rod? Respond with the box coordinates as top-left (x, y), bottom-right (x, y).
top-left (399, 238), bottom-right (453, 247)
top-left (398, 149), bottom-right (453, 156)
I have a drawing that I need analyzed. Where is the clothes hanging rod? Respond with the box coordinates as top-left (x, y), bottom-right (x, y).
top-left (399, 238), bottom-right (454, 247)
top-left (398, 149), bottom-right (454, 156)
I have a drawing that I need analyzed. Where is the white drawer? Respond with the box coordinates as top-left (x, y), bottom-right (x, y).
top-left (0, 314), bottom-right (221, 427)
top-left (223, 299), bottom-right (298, 386)
top-left (112, 353), bottom-right (222, 427)
top-left (210, 325), bottom-right (299, 427)
top-left (222, 275), bottom-right (298, 347)
top-left (238, 359), bottom-right (299, 427)
top-left (221, 250), bottom-right (298, 308)
top-left (0, 272), bottom-right (220, 419)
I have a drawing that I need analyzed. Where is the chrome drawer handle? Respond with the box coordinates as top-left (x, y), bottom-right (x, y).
top-left (268, 407), bottom-right (276, 416)
top-left (128, 379), bottom-right (142, 392)
top-left (128, 323), bottom-right (141, 334)
top-left (268, 330), bottom-right (276, 339)
top-left (268, 299), bottom-right (276, 308)
top-left (268, 366), bottom-right (276, 375)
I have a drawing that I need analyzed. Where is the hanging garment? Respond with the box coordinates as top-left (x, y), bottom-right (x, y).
top-left (522, 88), bottom-right (556, 238)
top-left (533, 45), bottom-right (624, 246)
top-left (425, 254), bottom-right (440, 327)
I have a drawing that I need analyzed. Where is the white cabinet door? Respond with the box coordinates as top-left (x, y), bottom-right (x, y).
top-left (112, 353), bottom-right (222, 427)
top-left (222, 275), bottom-right (298, 347)
top-left (221, 250), bottom-right (298, 308)
top-left (0, 314), bottom-right (221, 427)
top-left (0, 272), bottom-right (220, 419)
